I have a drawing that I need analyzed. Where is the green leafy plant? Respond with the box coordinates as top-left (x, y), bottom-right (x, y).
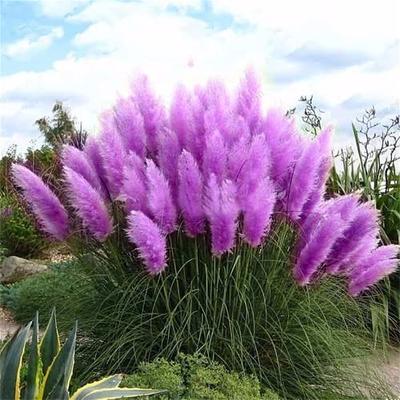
top-left (123, 354), bottom-right (281, 399)
top-left (330, 109), bottom-right (400, 346)
top-left (0, 191), bottom-right (47, 258)
top-left (0, 310), bottom-right (164, 400)
top-left (0, 260), bottom-right (95, 330)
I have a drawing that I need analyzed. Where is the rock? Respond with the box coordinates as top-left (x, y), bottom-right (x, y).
top-left (0, 256), bottom-right (47, 284)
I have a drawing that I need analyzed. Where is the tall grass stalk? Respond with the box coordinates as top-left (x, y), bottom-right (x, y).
top-left (55, 221), bottom-right (393, 400)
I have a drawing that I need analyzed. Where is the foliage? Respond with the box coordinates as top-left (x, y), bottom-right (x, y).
top-left (35, 101), bottom-right (88, 150)
top-left (123, 354), bottom-right (281, 399)
top-left (0, 144), bottom-right (22, 194)
top-left (0, 260), bottom-right (95, 330)
top-left (0, 310), bottom-right (163, 399)
top-left (330, 108), bottom-right (400, 345)
top-left (41, 222), bottom-right (392, 400)
top-left (0, 191), bottom-right (47, 258)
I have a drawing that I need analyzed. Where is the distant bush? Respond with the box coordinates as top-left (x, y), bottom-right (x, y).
top-left (0, 259), bottom-right (94, 330)
top-left (0, 191), bottom-right (46, 258)
top-left (123, 354), bottom-right (281, 400)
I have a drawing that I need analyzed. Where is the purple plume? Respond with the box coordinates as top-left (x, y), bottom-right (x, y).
top-left (99, 127), bottom-right (126, 198)
top-left (157, 129), bottom-right (181, 199)
top-left (11, 164), bottom-right (69, 240)
top-left (119, 152), bottom-right (148, 214)
top-left (178, 150), bottom-right (205, 236)
top-left (84, 137), bottom-right (107, 187)
top-left (235, 134), bottom-right (270, 208)
top-left (263, 109), bottom-right (305, 190)
top-left (294, 209), bottom-right (348, 286)
top-left (204, 174), bottom-right (239, 255)
top-left (285, 137), bottom-right (322, 221)
top-left (170, 84), bottom-right (195, 150)
top-left (242, 178), bottom-right (276, 246)
top-left (63, 167), bottom-right (113, 241)
top-left (146, 159), bottom-right (177, 234)
top-left (349, 245), bottom-right (399, 296)
top-left (235, 67), bottom-right (262, 134)
top-left (126, 211), bottom-right (167, 275)
top-left (132, 74), bottom-right (166, 155)
top-left (61, 145), bottom-right (104, 196)
top-left (202, 130), bottom-right (227, 181)
top-left (326, 201), bottom-right (379, 274)
top-left (300, 127), bottom-right (333, 221)
top-left (114, 97), bottom-right (146, 158)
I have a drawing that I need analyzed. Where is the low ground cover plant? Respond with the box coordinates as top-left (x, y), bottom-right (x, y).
top-left (9, 71), bottom-right (399, 399)
top-left (123, 354), bottom-right (281, 399)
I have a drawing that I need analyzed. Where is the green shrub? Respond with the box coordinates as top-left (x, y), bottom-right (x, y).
top-left (0, 191), bottom-right (46, 258)
top-left (1, 259), bottom-right (95, 330)
top-left (123, 354), bottom-right (280, 400)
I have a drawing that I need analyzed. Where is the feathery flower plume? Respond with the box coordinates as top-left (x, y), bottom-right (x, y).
top-left (202, 130), bottom-right (227, 181)
top-left (99, 127), bottom-right (126, 197)
top-left (11, 164), bottom-right (69, 240)
top-left (119, 152), bottom-right (148, 214)
top-left (242, 178), bottom-right (276, 246)
top-left (300, 127), bottom-right (333, 220)
top-left (235, 67), bottom-right (262, 133)
top-left (178, 150), bottom-right (205, 236)
top-left (294, 210), bottom-right (347, 286)
top-left (64, 167), bottom-right (113, 241)
top-left (286, 137), bottom-right (322, 221)
top-left (132, 74), bottom-right (166, 155)
top-left (126, 211), bottom-right (167, 275)
top-left (235, 134), bottom-right (270, 208)
top-left (114, 97), bottom-right (146, 158)
top-left (170, 84), bottom-right (196, 150)
top-left (349, 245), bottom-right (399, 296)
top-left (204, 174), bottom-right (239, 255)
top-left (264, 109), bottom-right (305, 189)
top-left (61, 145), bottom-right (104, 196)
top-left (157, 129), bottom-right (181, 199)
top-left (146, 159), bottom-right (177, 234)
top-left (203, 80), bottom-right (232, 142)
top-left (84, 137), bottom-right (107, 187)
top-left (326, 201), bottom-right (379, 274)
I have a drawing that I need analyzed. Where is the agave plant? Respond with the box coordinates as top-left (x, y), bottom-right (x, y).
top-left (0, 310), bottom-right (163, 400)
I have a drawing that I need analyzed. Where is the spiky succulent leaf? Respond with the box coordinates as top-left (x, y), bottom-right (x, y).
top-left (75, 388), bottom-right (165, 400)
top-left (70, 375), bottom-right (122, 400)
top-left (0, 322), bottom-right (31, 400)
top-left (24, 312), bottom-right (41, 400)
top-left (40, 322), bottom-right (77, 400)
top-left (39, 308), bottom-right (60, 375)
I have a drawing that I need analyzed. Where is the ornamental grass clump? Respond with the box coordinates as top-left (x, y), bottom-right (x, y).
top-left (11, 70), bottom-right (398, 294)
top-left (11, 70), bottom-right (399, 399)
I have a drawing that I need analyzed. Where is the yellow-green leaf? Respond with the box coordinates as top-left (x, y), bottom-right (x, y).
top-left (70, 375), bottom-right (123, 400)
top-left (0, 322), bottom-right (31, 400)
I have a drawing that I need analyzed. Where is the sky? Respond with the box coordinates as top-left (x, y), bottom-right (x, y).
top-left (1, 0), bottom-right (399, 154)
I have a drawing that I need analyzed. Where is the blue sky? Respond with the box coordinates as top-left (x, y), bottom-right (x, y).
top-left (1, 0), bottom-right (399, 153)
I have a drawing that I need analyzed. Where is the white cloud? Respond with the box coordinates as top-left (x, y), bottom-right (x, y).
top-left (39, 0), bottom-right (91, 17)
top-left (2, 27), bottom-right (64, 58)
top-left (1, 0), bottom-right (399, 152)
